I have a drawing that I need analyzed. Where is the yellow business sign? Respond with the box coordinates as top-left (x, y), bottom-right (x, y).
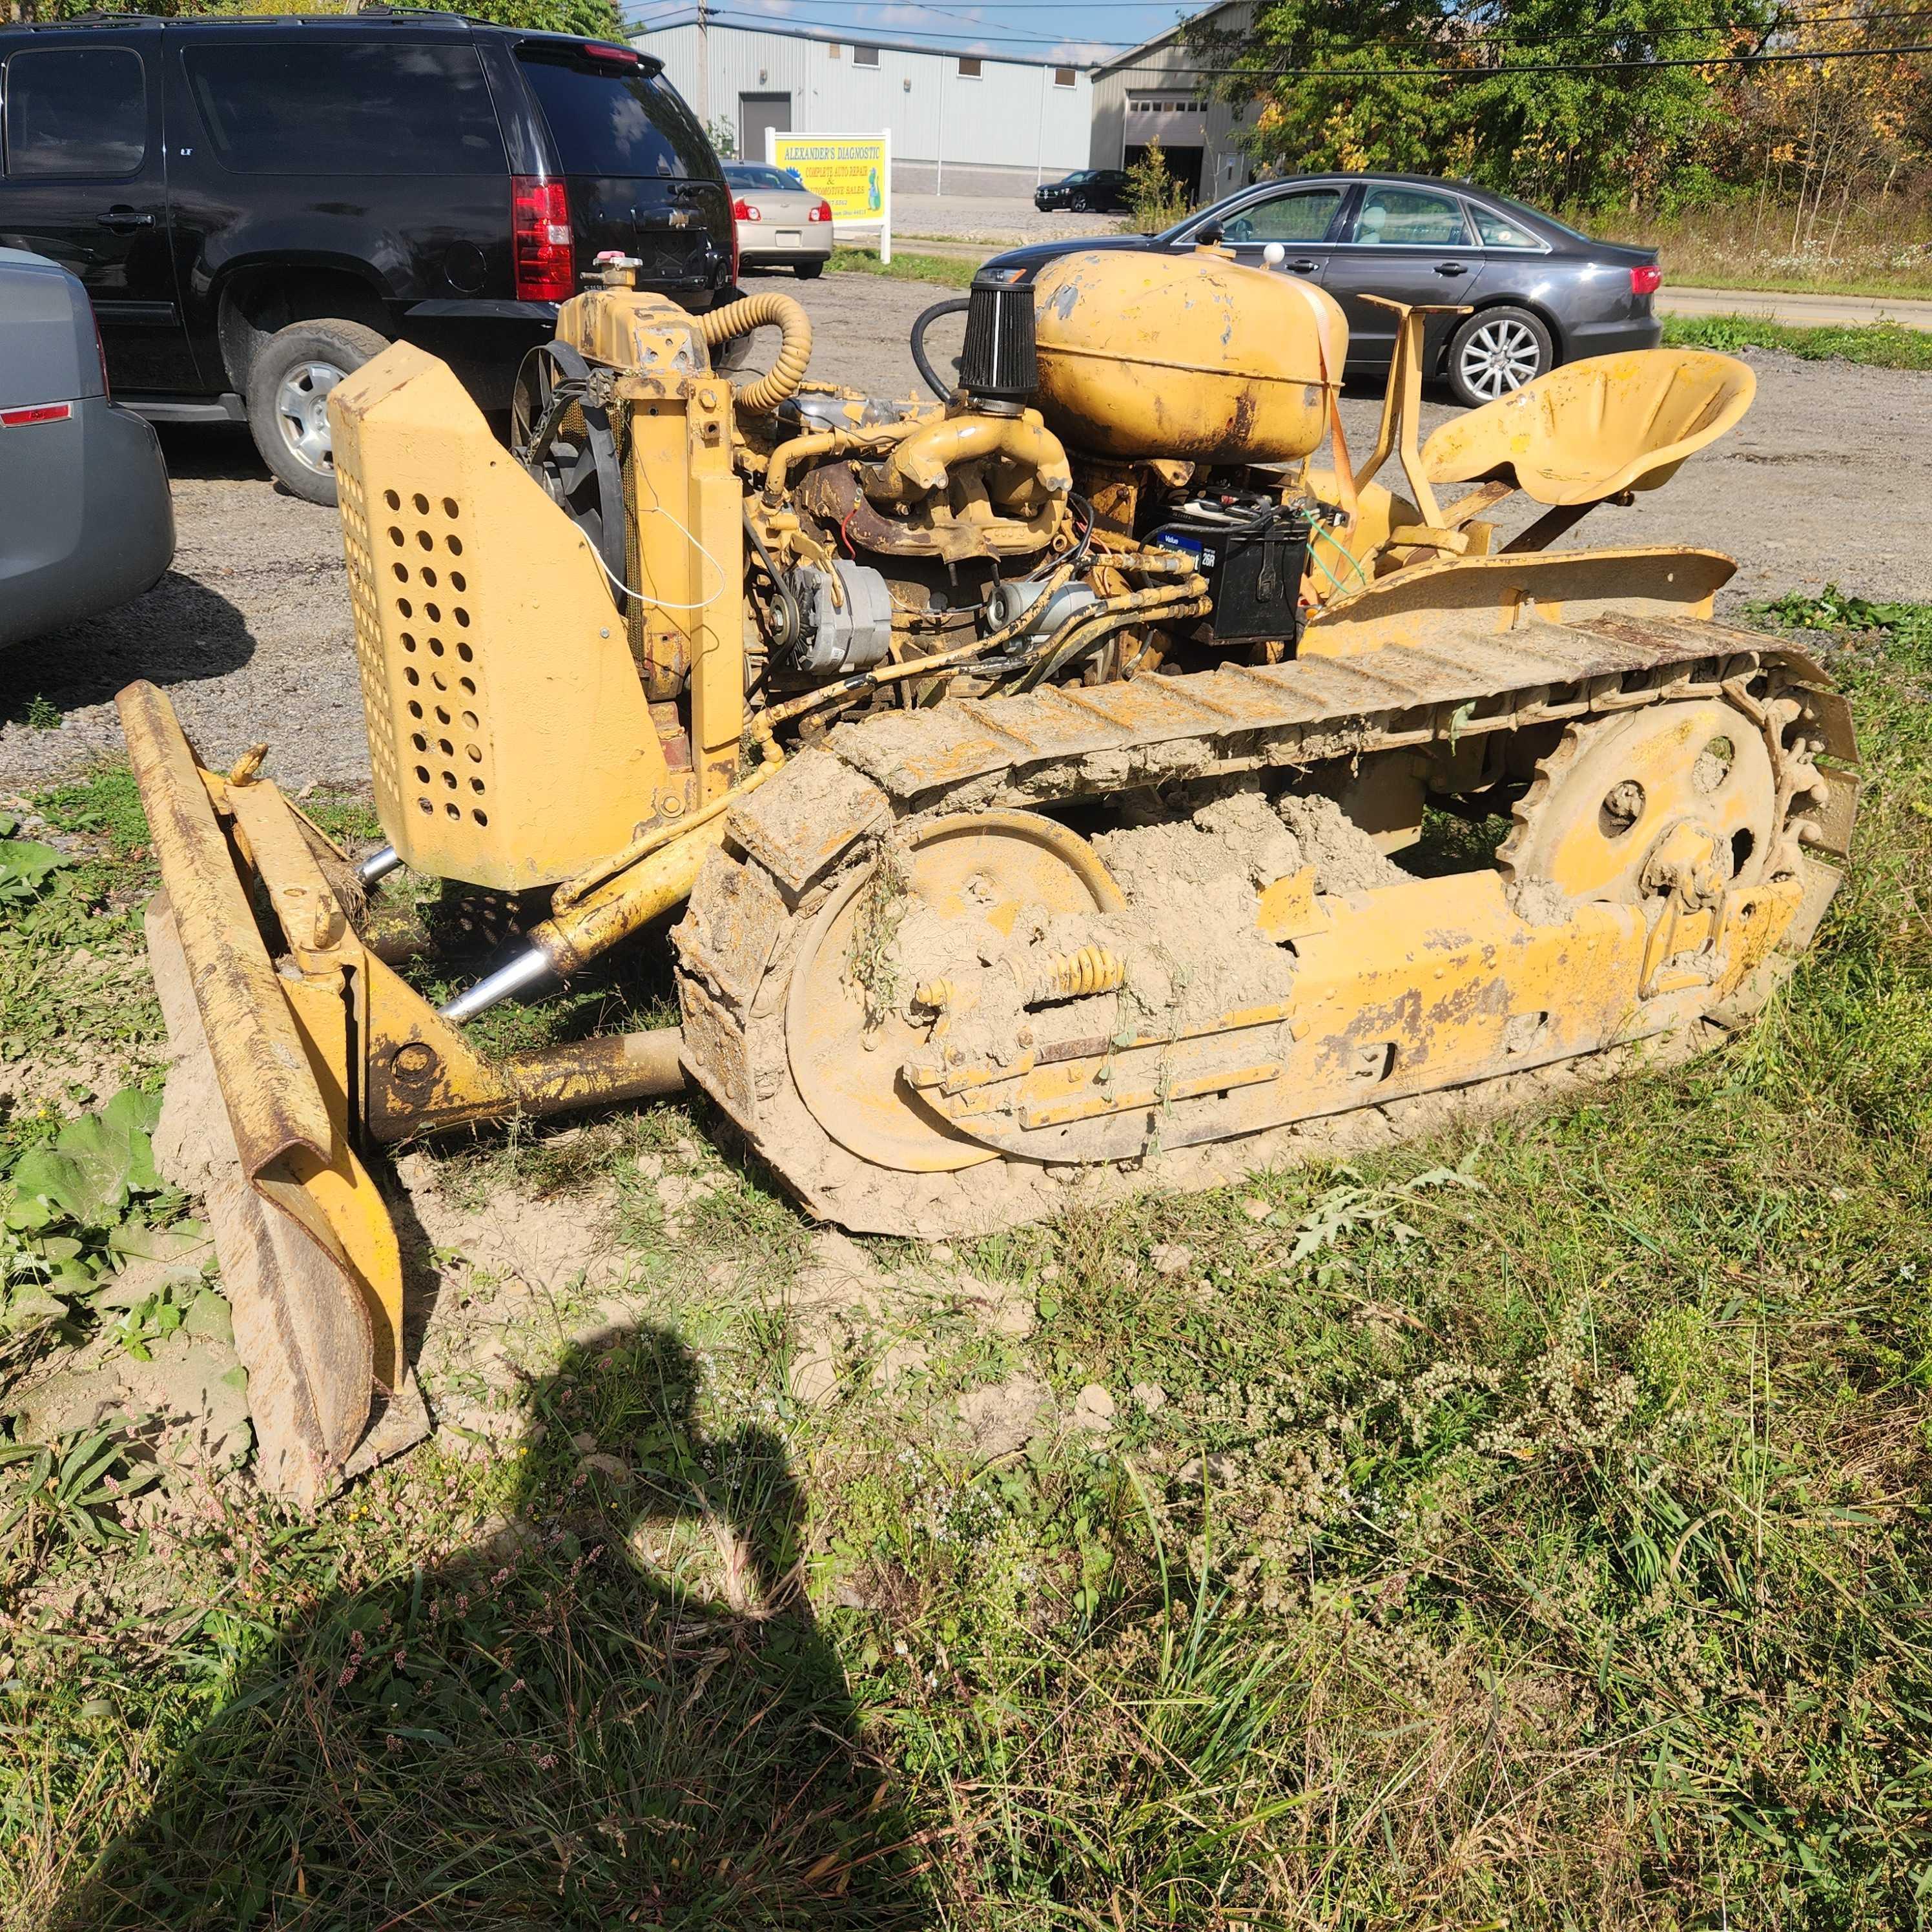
top-left (766, 131), bottom-right (892, 260)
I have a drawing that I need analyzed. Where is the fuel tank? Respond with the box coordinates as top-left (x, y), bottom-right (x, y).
top-left (1029, 245), bottom-right (1350, 466)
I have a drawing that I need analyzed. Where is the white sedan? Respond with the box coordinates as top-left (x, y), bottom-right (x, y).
top-left (723, 163), bottom-right (834, 278)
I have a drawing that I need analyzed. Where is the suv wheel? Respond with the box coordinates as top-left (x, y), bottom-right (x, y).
top-left (246, 318), bottom-right (389, 506)
top-left (1447, 305), bottom-right (1553, 407)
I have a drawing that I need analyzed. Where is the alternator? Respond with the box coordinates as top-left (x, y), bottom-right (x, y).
top-left (772, 561), bottom-right (894, 677)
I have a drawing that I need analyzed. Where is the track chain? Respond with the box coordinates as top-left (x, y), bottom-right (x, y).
top-left (672, 613), bottom-right (1856, 1235)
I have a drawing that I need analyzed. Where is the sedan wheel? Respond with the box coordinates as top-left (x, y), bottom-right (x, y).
top-left (1447, 305), bottom-right (1553, 407)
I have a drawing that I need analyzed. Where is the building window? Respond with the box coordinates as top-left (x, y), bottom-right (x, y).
top-left (958, 56), bottom-right (982, 77)
top-left (1053, 66), bottom-right (1076, 88)
top-left (853, 44), bottom-right (879, 67)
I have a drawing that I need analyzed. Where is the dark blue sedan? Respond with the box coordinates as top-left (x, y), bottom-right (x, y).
top-left (981, 172), bottom-right (1663, 409)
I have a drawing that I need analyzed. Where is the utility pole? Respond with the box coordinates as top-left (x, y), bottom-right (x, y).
top-left (695, 0), bottom-right (710, 134)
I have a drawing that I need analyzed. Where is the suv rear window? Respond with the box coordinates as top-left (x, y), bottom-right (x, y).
top-left (181, 40), bottom-right (506, 176)
top-left (3, 46), bottom-right (146, 178)
top-left (517, 48), bottom-right (712, 179)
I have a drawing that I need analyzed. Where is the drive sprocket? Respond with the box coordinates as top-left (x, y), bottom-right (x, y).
top-left (1497, 682), bottom-right (1825, 910)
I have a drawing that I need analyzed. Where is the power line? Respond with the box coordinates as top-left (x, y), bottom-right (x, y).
top-left (1109, 37), bottom-right (1932, 77)
top-left (629, 1), bottom-right (1932, 57)
top-left (629, 3), bottom-right (1136, 45)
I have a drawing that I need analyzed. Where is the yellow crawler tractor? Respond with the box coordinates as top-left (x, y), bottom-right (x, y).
top-left (119, 247), bottom-right (1858, 1497)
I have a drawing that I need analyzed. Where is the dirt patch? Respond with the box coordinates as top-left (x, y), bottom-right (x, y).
top-left (877, 784), bottom-right (1408, 1078)
top-left (954, 1372), bottom-right (1055, 1459)
top-left (1094, 788), bottom-right (1305, 898)
top-left (1275, 793), bottom-right (1408, 894)
top-left (388, 1152), bottom-right (642, 1452)
top-left (1508, 876), bottom-right (1575, 927)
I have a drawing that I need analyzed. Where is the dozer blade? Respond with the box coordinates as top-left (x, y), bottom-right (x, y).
top-left (119, 681), bottom-right (407, 1506)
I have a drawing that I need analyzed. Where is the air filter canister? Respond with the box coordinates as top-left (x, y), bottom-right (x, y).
top-left (960, 275), bottom-right (1038, 407)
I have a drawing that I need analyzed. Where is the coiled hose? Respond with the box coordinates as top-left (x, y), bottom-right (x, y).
top-left (697, 291), bottom-right (814, 414)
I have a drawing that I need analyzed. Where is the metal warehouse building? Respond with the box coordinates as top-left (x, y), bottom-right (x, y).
top-left (1089, 1), bottom-right (1260, 206)
top-left (635, 20), bottom-right (1093, 199)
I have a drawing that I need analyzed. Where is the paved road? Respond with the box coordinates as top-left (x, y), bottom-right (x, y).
top-left (869, 230), bottom-right (1932, 334)
top-left (1658, 285), bottom-right (1932, 331)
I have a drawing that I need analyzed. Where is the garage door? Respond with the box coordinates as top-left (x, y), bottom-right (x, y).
top-left (741, 91), bottom-right (790, 161)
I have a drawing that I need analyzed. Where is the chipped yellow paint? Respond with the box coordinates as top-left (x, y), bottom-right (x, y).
top-left (329, 343), bottom-right (667, 890)
top-left (1029, 245), bottom-right (1348, 466)
top-left (909, 869), bottom-right (1804, 1166)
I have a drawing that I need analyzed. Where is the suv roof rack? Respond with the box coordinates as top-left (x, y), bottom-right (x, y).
top-left (15, 4), bottom-right (482, 24)
top-left (10, 6), bottom-right (617, 40)
top-left (23, 10), bottom-right (169, 24)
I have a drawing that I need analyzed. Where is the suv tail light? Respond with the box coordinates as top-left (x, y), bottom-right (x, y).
top-left (512, 176), bottom-right (575, 302)
top-left (732, 197), bottom-right (761, 222)
top-left (1630, 263), bottom-right (1661, 297)
top-left (808, 200), bottom-right (832, 224)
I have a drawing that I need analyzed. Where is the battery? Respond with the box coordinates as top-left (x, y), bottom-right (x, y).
top-left (1149, 495), bottom-right (1313, 647)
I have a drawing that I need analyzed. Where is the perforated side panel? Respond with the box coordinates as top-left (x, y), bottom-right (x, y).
top-left (365, 485), bottom-right (495, 839)
top-left (328, 343), bottom-right (665, 891)
top-left (338, 467), bottom-right (404, 835)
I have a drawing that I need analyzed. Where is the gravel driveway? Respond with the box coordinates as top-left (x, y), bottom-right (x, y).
top-left (885, 191), bottom-right (1131, 248)
top-left (4, 269), bottom-right (1928, 793)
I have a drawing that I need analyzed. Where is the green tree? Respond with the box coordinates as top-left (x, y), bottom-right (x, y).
top-left (1192, 0), bottom-right (1779, 213)
top-left (1125, 136), bottom-right (1193, 231)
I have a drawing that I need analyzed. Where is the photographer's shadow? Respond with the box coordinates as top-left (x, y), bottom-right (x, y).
top-left (63, 1324), bottom-right (932, 1929)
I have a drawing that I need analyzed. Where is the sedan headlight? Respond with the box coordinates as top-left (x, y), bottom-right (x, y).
top-left (979, 265), bottom-right (1029, 285)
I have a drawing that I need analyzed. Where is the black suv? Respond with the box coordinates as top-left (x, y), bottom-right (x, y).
top-left (1034, 169), bottom-right (1131, 214)
top-left (0, 10), bottom-right (735, 503)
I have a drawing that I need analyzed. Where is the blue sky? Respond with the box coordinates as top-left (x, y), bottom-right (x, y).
top-left (622, 1), bottom-right (1202, 66)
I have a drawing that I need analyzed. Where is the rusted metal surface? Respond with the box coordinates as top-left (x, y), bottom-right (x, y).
top-left (796, 457), bottom-right (1061, 563)
top-left (118, 685), bottom-right (395, 1500)
top-left (1029, 246), bottom-right (1347, 466)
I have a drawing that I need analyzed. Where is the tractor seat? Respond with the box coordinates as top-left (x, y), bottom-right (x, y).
top-left (1421, 349), bottom-right (1756, 506)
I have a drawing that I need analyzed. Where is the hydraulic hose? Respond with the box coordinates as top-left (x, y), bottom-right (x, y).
top-left (909, 296), bottom-right (972, 402)
top-left (697, 291), bottom-right (814, 415)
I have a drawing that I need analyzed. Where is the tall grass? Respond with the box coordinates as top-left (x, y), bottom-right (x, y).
top-left (1596, 197), bottom-right (1932, 301)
